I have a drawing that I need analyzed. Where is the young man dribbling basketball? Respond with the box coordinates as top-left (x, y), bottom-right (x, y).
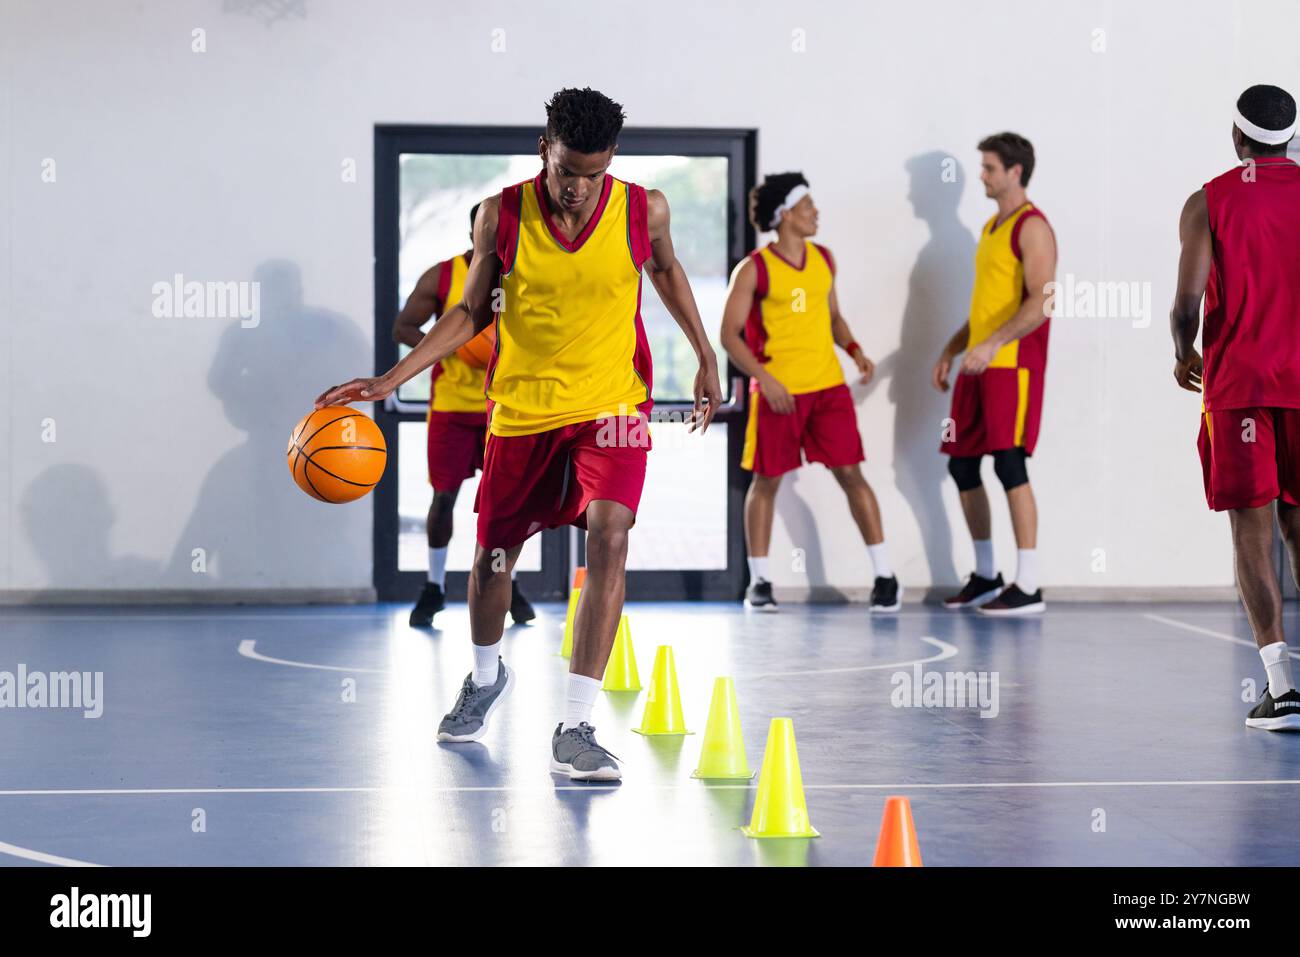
top-left (318, 88), bottom-right (722, 779)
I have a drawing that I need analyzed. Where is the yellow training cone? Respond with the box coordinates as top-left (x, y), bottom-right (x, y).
top-left (692, 677), bottom-right (753, 779)
top-left (632, 645), bottom-right (691, 735)
top-left (602, 615), bottom-right (641, 691)
top-left (741, 718), bottom-right (819, 838)
top-left (557, 567), bottom-right (586, 658)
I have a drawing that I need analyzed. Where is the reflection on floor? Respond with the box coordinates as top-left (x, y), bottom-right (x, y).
top-left (0, 601), bottom-right (1296, 866)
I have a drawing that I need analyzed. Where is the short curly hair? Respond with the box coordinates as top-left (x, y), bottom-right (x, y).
top-left (749, 171), bottom-right (808, 232)
top-left (544, 87), bottom-right (626, 154)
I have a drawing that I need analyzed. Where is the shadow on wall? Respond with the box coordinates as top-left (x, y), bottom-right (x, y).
top-left (162, 260), bottom-right (368, 586)
top-left (864, 151), bottom-right (977, 589)
top-left (778, 468), bottom-right (848, 601)
top-left (21, 464), bottom-right (159, 588)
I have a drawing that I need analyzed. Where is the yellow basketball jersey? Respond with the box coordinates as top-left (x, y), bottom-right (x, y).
top-left (743, 242), bottom-right (844, 395)
top-left (486, 172), bottom-right (654, 437)
top-left (430, 253), bottom-right (487, 414)
top-left (966, 203), bottom-right (1051, 370)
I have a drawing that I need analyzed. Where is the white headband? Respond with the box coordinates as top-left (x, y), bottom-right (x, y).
top-left (770, 183), bottom-right (810, 229)
top-left (1235, 106), bottom-right (1296, 145)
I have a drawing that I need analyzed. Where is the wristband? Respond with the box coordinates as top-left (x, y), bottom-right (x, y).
top-left (846, 341), bottom-right (863, 358)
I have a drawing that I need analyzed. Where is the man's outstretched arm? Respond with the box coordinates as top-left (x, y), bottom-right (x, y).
top-left (316, 197), bottom-right (502, 408)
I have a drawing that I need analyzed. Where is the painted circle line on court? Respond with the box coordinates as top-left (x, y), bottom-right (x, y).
top-left (739, 636), bottom-right (959, 680)
top-left (237, 639), bottom-right (386, 674)
top-left (0, 839), bottom-right (104, 867)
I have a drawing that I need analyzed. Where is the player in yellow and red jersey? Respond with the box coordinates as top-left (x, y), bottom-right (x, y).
top-left (933, 132), bottom-right (1056, 616)
top-left (392, 204), bottom-right (534, 629)
top-left (317, 88), bottom-right (722, 781)
top-left (721, 172), bottom-right (902, 613)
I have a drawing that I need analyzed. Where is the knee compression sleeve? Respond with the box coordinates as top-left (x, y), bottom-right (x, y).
top-left (991, 447), bottom-right (1029, 491)
top-left (947, 455), bottom-right (983, 492)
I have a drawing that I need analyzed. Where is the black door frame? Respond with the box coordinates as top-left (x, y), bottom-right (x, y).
top-left (373, 124), bottom-right (757, 602)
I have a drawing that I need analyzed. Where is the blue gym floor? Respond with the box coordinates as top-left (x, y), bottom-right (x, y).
top-left (0, 600), bottom-right (1297, 866)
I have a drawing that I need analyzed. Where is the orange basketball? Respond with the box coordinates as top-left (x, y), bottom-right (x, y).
top-left (455, 324), bottom-right (497, 369)
top-left (287, 407), bottom-right (387, 504)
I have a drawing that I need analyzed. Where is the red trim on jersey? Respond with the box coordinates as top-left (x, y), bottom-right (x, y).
top-left (766, 241), bottom-right (807, 271)
top-left (812, 243), bottom-right (836, 277)
top-left (1010, 207), bottom-right (1049, 260)
top-left (632, 276), bottom-right (654, 418)
top-left (496, 184), bottom-right (523, 274)
top-left (743, 250), bottom-right (771, 366)
top-left (534, 170), bottom-right (612, 253)
top-left (434, 255), bottom-right (454, 309)
top-left (626, 182), bottom-right (653, 270)
top-left (482, 309), bottom-right (503, 398)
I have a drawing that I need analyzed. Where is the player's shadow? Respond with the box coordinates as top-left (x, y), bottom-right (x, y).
top-left (777, 470), bottom-right (848, 601)
top-left (20, 463), bottom-right (159, 589)
top-left (163, 260), bottom-right (368, 587)
top-left (863, 152), bottom-right (977, 593)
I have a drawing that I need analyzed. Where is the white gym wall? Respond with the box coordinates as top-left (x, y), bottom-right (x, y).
top-left (4, 0), bottom-right (1294, 599)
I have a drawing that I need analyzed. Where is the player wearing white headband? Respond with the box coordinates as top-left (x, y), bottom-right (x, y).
top-left (1170, 84), bottom-right (1300, 731)
top-left (721, 172), bottom-right (902, 613)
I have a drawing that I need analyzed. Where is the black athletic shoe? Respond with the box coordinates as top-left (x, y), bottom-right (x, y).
top-left (509, 579), bottom-right (536, 624)
top-left (975, 583), bottom-right (1044, 616)
top-left (744, 579), bottom-right (778, 612)
top-left (1246, 686), bottom-right (1300, 731)
top-left (943, 572), bottom-right (1005, 609)
top-left (408, 582), bottom-right (445, 627)
top-left (870, 575), bottom-right (902, 613)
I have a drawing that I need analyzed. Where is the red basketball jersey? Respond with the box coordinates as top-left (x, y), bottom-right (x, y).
top-left (1203, 157), bottom-right (1300, 410)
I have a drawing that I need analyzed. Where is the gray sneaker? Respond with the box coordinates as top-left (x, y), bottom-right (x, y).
top-left (436, 659), bottom-right (514, 743)
top-left (550, 722), bottom-right (622, 781)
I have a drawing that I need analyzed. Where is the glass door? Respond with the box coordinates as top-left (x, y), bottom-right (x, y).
top-left (373, 126), bottom-right (756, 602)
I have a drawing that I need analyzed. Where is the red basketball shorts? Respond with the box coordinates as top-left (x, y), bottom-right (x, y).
top-left (741, 383), bottom-right (864, 477)
top-left (1198, 407), bottom-right (1300, 510)
top-left (940, 367), bottom-right (1045, 457)
top-left (427, 409), bottom-right (487, 492)
top-left (474, 416), bottom-right (651, 550)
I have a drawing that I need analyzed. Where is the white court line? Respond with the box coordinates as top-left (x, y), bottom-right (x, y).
top-left (0, 839), bottom-right (104, 867)
top-left (741, 636), bottom-right (958, 679)
top-left (237, 639), bottom-right (386, 674)
top-left (1144, 613), bottom-right (1300, 660)
top-left (1, 779), bottom-right (1299, 797)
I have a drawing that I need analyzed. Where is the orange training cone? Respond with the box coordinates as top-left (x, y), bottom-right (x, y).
top-left (741, 718), bottom-right (819, 838)
top-left (558, 567), bottom-right (586, 658)
top-left (872, 796), bottom-right (922, 866)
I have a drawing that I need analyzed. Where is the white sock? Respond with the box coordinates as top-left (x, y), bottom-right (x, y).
top-left (973, 539), bottom-right (995, 579)
top-left (1261, 641), bottom-right (1295, 699)
top-left (427, 547), bottom-right (448, 587)
top-left (472, 641), bottom-right (501, 688)
top-left (1015, 548), bottom-right (1038, 594)
top-left (561, 673), bottom-right (602, 731)
top-left (867, 542), bottom-right (892, 580)
top-left (747, 555), bottom-right (771, 583)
